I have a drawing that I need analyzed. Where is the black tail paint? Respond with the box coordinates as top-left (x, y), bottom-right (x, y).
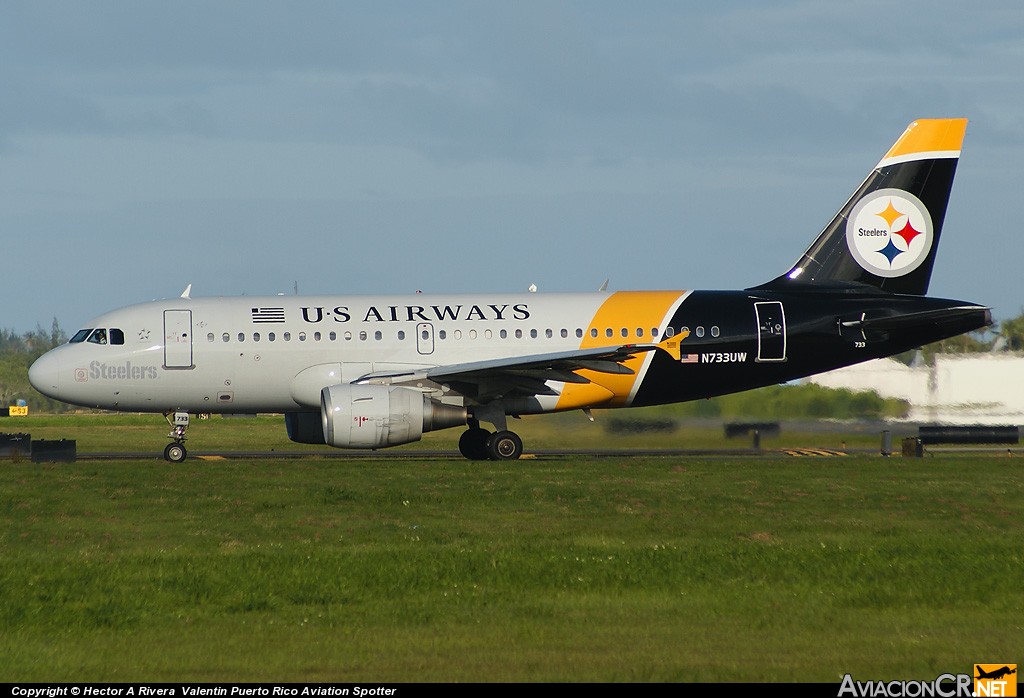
top-left (755, 119), bottom-right (967, 296)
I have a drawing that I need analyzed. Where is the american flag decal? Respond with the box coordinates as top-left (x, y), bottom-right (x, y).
top-left (251, 307), bottom-right (285, 323)
top-left (679, 353), bottom-right (699, 364)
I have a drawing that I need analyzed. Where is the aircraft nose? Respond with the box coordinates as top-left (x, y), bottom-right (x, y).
top-left (28, 351), bottom-right (62, 398)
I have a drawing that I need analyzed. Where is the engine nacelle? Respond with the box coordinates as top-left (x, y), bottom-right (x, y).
top-left (320, 384), bottom-right (467, 449)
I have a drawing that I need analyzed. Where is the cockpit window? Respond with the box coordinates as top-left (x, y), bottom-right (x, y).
top-left (110, 329), bottom-right (125, 345)
top-left (70, 329), bottom-right (92, 344)
top-left (87, 329), bottom-right (107, 345)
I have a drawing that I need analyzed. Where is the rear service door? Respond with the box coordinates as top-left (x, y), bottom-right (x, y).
top-left (754, 301), bottom-right (787, 362)
top-left (163, 310), bottom-right (194, 369)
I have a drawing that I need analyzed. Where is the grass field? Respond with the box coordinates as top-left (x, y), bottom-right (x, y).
top-left (1, 416), bottom-right (1021, 682)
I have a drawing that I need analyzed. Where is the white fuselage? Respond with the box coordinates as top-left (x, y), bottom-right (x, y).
top-left (29, 291), bottom-right (690, 414)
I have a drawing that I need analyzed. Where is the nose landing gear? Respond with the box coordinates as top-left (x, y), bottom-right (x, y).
top-left (163, 411), bottom-right (190, 462)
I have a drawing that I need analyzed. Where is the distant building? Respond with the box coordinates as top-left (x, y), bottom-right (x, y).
top-left (808, 353), bottom-right (1024, 424)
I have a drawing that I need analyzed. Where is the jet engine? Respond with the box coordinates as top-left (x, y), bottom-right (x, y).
top-left (320, 384), bottom-right (467, 449)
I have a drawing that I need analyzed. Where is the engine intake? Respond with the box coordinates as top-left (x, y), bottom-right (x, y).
top-left (320, 384), bottom-right (467, 449)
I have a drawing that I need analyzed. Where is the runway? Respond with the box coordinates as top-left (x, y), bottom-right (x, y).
top-left (78, 447), bottom-right (867, 461)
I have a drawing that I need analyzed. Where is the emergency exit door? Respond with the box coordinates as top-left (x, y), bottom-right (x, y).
top-left (416, 323), bottom-right (435, 355)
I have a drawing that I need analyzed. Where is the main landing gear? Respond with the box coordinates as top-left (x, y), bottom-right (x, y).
top-left (458, 420), bottom-right (524, 461)
top-left (163, 411), bottom-right (190, 463)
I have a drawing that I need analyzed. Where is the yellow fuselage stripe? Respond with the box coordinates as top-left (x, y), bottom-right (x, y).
top-left (555, 290), bottom-right (686, 410)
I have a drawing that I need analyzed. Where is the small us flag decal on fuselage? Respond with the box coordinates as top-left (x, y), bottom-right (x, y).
top-left (679, 354), bottom-right (698, 364)
top-left (251, 307), bottom-right (286, 323)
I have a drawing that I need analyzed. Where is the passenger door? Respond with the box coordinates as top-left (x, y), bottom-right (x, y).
top-left (163, 309), bottom-right (194, 369)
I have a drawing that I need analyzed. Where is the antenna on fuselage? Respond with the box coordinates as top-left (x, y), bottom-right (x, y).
top-left (180, 284), bottom-right (192, 299)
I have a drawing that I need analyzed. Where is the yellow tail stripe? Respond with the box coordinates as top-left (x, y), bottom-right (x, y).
top-left (879, 118), bottom-right (967, 165)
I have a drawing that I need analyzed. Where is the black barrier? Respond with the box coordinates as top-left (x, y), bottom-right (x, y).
top-left (0, 432), bottom-right (31, 459)
top-left (724, 422), bottom-right (780, 438)
top-left (30, 439), bottom-right (77, 463)
top-left (902, 437), bottom-right (924, 457)
top-left (918, 425), bottom-right (1020, 445)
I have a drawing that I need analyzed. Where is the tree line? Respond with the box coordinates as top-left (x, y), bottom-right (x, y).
top-left (0, 320), bottom-right (68, 412)
top-left (895, 309), bottom-right (1024, 365)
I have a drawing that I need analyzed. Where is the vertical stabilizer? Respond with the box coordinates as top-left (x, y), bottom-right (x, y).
top-left (755, 118), bottom-right (967, 295)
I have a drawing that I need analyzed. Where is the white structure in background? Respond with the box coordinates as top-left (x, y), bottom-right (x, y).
top-left (808, 353), bottom-right (1024, 424)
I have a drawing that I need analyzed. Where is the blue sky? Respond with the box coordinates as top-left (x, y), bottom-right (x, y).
top-left (2, 1), bottom-right (1022, 332)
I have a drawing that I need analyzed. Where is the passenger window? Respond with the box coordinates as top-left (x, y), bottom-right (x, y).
top-left (576, 329), bottom-right (584, 338)
top-left (515, 329), bottom-right (523, 339)
top-left (590, 328), bottom-right (598, 338)
top-left (711, 326), bottom-right (720, 338)
top-left (70, 329), bottom-right (92, 343)
top-left (284, 332), bottom-right (292, 341)
top-left (561, 329), bottom-right (568, 338)
top-left (237, 333), bottom-right (245, 342)
top-left (485, 329), bottom-right (492, 339)
top-left (500, 329), bottom-right (508, 339)
top-left (87, 329), bottom-right (107, 345)
top-left (666, 327), bottom-right (675, 337)
top-left (374, 331), bottom-right (382, 341)
top-left (329, 332), bottom-right (336, 341)
top-left (652, 327), bottom-right (660, 337)
top-left (343, 332), bottom-right (351, 341)
top-left (620, 328), bottom-right (628, 338)
top-left (636, 328), bottom-right (643, 338)
top-left (222, 333), bottom-right (230, 342)
top-left (314, 332), bottom-right (321, 342)
top-left (438, 330), bottom-right (446, 340)
top-left (455, 330), bottom-right (463, 340)
top-left (269, 332), bottom-right (276, 342)
top-left (470, 329), bottom-right (478, 340)
top-left (253, 333), bottom-right (261, 342)
top-left (359, 331), bottom-right (367, 341)
top-left (605, 328), bottom-right (613, 338)
top-left (397, 331), bottom-right (405, 341)
top-left (299, 332), bottom-right (306, 341)
top-left (207, 333), bottom-right (215, 343)
top-left (110, 329), bottom-right (125, 345)
top-left (545, 329), bottom-right (553, 338)
top-left (530, 329), bottom-right (538, 339)
top-left (696, 326), bottom-right (705, 338)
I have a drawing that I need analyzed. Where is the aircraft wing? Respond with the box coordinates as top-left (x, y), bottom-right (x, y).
top-left (353, 344), bottom-right (661, 402)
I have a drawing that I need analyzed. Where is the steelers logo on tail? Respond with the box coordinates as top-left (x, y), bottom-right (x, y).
top-left (846, 188), bottom-right (933, 278)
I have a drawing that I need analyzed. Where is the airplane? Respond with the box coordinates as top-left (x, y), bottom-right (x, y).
top-left (29, 118), bottom-right (991, 462)
top-left (975, 666), bottom-right (1016, 681)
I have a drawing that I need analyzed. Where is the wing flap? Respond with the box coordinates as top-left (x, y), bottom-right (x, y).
top-left (354, 344), bottom-right (662, 402)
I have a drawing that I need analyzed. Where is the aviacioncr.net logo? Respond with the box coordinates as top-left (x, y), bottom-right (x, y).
top-left (846, 188), bottom-right (933, 278)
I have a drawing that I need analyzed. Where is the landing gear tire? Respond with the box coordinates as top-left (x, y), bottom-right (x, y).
top-left (164, 443), bottom-right (187, 463)
top-left (459, 428), bottom-right (491, 461)
top-left (486, 430), bottom-right (523, 461)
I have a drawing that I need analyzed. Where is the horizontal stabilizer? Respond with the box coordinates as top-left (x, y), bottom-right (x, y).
top-left (841, 305), bottom-right (991, 330)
